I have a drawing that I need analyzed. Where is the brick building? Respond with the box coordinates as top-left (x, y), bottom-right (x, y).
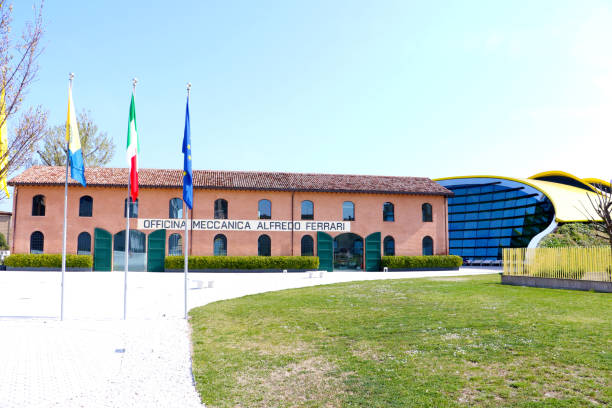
top-left (9, 166), bottom-right (451, 271)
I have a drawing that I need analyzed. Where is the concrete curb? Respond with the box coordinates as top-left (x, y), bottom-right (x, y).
top-left (502, 275), bottom-right (612, 293)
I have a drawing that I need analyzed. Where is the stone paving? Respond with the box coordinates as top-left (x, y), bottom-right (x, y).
top-left (0, 267), bottom-right (499, 407)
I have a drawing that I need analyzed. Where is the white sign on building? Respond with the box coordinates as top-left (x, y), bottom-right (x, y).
top-left (137, 219), bottom-right (351, 232)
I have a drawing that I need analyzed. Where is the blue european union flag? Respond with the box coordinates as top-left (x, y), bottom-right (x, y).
top-left (182, 99), bottom-right (193, 210)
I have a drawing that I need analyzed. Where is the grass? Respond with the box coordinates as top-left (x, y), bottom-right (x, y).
top-left (189, 274), bottom-right (612, 407)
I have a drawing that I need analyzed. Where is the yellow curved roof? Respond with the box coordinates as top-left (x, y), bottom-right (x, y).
top-left (528, 170), bottom-right (598, 192)
top-left (583, 177), bottom-right (611, 188)
top-left (434, 175), bottom-right (602, 223)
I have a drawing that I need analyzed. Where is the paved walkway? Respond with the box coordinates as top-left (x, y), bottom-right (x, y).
top-left (0, 268), bottom-right (499, 407)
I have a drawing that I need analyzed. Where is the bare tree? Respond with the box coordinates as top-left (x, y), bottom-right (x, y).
top-left (585, 187), bottom-right (612, 251)
top-left (36, 110), bottom-right (115, 167)
top-left (0, 1), bottom-right (46, 199)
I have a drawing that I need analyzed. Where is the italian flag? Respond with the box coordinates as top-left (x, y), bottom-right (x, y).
top-left (126, 94), bottom-right (139, 200)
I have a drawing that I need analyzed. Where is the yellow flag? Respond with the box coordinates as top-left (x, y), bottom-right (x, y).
top-left (0, 83), bottom-right (9, 198)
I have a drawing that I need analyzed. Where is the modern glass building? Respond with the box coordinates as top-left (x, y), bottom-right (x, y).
top-left (436, 171), bottom-right (605, 264)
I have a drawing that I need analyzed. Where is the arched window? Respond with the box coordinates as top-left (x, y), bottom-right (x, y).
top-left (383, 202), bottom-right (394, 222)
top-left (258, 234), bottom-right (271, 256)
top-left (422, 203), bottom-right (433, 222)
top-left (77, 232), bottom-right (91, 255)
top-left (383, 236), bottom-right (395, 256)
top-left (301, 235), bottom-right (314, 256)
top-left (422, 236), bottom-right (433, 256)
top-left (30, 231), bottom-right (44, 253)
top-left (301, 200), bottom-right (314, 220)
top-left (214, 199), bottom-right (228, 219)
top-left (32, 195), bottom-right (45, 216)
top-left (258, 199), bottom-right (271, 219)
top-left (168, 233), bottom-right (182, 256)
top-left (214, 234), bottom-right (227, 256)
top-left (342, 201), bottom-right (355, 221)
top-left (124, 198), bottom-right (138, 218)
top-left (169, 198), bottom-right (183, 219)
top-left (79, 196), bottom-right (93, 217)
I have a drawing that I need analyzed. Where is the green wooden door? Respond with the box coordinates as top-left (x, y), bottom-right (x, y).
top-left (317, 231), bottom-right (333, 271)
top-left (147, 229), bottom-right (166, 272)
top-left (93, 228), bottom-right (112, 271)
top-left (365, 232), bottom-right (381, 271)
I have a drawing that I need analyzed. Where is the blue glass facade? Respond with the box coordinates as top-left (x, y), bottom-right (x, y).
top-left (438, 178), bottom-right (555, 262)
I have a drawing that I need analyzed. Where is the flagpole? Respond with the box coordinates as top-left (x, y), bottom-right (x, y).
top-left (184, 82), bottom-right (191, 320)
top-left (124, 77), bottom-right (138, 320)
top-left (60, 73), bottom-right (74, 321)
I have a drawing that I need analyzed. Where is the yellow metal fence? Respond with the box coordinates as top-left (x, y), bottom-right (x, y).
top-left (503, 247), bottom-right (612, 282)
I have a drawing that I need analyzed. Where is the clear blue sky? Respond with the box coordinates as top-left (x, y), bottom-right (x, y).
top-left (7, 0), bottom-right (612, 208)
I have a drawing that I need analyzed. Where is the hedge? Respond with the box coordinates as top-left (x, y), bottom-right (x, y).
top-left (381, 255), bottom-right (463, 269)
top-left (4, 254), bottom-right (93, 268)
top-left (165, 256), bottom-right (319, 270)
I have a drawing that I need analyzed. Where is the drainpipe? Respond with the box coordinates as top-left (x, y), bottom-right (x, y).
top-left (445, 196), bottom-right (449, 255)
top-left (291, 192), bottom-right (294, 256)
top-left (10, 186), bottom-right (17, 253)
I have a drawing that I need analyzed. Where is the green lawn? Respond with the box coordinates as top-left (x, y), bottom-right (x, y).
top-left (189, 274), bottom-right (611, 407)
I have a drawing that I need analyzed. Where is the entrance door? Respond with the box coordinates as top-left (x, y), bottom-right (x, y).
top-left (333, 233), bottom-right (364, 270)
top-left (365, 232), bottom-right (381, 271)
top-left (113, 230), bottom-right (147, 271)
top-left (147, 229), bottom-right (166, 272)
top-left (317, 231), bottom-right (333, 271)
top-left (93, 228), bottom-right (112, 271)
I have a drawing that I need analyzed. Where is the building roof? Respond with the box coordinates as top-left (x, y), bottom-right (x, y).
top-left (435, 173), bottom-right (603, 223)
top-left (9, 166), bottom-right (452, 196)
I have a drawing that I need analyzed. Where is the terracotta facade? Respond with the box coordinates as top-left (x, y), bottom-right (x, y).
top-left (11, 184), bottom-right (449, 259)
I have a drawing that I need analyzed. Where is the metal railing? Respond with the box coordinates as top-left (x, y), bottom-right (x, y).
top-left (503, 247), bottom-right (612, 282)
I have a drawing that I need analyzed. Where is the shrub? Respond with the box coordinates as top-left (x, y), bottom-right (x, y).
top-left (0, 232), bottom-right (7, 250)
top-left (4, 253), bottom-right (93, 268)
top-left (165, 256), bottom-right (319, 270)
top-left (381, 255), bottom-right (463, 269)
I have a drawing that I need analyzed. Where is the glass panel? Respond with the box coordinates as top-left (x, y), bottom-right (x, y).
top-left (214, 235), bottom-right (227, 256)
top-left (258, 200), bottom-right (271, 219)
top-left (464, 230), bottom-right (476, 238)
top-left (168, 234), bottom-right (182, 256)
top-left (77, 232), bottom-right (91, 255)
top-left (342, 201), bottom-right (355, 221)
top-left (215, 199), bottom-right (228, 219)
top-left (301, 235), bottom-right (314, 256)
top-left (79, 196), bottom-right (93, 217)
top-left (258, 235), bottom-right (271, 256)
top-left (301, 201), bottom-right (314, 220)
top-left (169, 198), bottom-right (183, 219)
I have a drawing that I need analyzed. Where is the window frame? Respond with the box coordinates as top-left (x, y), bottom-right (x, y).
top-left (77, 232), bottom-right (92, 255)
top-left (301, 235), bottom-right (314, 256)
top-left (422, 236), bottom-right (434, 256)
top-left (169, 198), bottom-right (183, 219)
top-left (79, 195), bottom-right (93, 217)
top-left (214, 234), bottom-right (227, 256)
top-left (383, 202), bottom-right (395, 222)
top-left (30, 231), bottom-right (44, 254)
top-left (301, 200), bottom-right (314, 220)
top-left (422, 203), bottom-right (433, 222)
top-left (124, 198), bottom-right (139, 218)
top-left (168, 233), bottom-right (182, 256)
top-left (214, 199), bottom-right (228, 220)
top-left (383, 235), bottom-right (395, 256)
top-left (258, 234), bottom-right (271, 256)
top-left (258, 199), bottom-right (272, 220)
top-left (342, 201), bottom-right (355, 221)
top-left (32, 195), bottom-right (46, 216)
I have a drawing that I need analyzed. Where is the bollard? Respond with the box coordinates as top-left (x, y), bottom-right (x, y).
top-left (283, 269), bottom-right (288, 274)
top-left (308, 271), bottom-right (313, 279)
top-left (319, 271), bottom-right (324, 278)
top-left (208, 280), bottom-right (214, 288)
top-left (383, 267), bottom-right (389, 273)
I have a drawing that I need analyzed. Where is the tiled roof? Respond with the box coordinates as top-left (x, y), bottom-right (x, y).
top-left (9, 166), bottom-right (452, 196)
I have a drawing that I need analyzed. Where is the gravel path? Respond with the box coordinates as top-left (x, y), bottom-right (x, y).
top-left (0, 267), bottom-right (499, 407)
